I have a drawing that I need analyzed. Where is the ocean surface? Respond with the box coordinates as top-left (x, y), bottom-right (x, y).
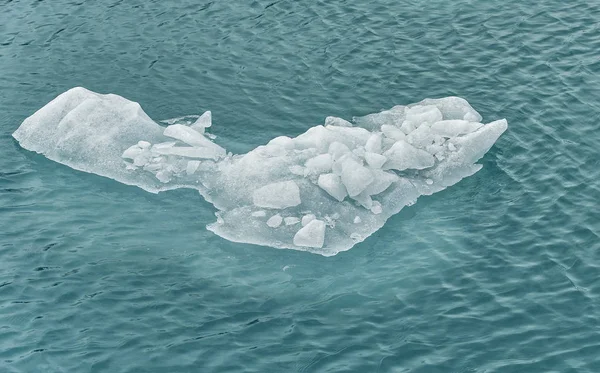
top-left (1, 0), bottom-right (600, 372)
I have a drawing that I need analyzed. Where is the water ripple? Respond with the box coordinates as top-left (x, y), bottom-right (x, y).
top-left (1, 0), bottom-right (600, 371)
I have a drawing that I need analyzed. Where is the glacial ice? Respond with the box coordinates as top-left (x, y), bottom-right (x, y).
top-left (12, 87), bottom-right (507, 256)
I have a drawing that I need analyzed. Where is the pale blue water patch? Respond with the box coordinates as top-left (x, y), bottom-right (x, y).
top-left (1, 0), bottom-right (600, 372)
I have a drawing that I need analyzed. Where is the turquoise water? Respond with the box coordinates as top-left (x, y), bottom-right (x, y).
top-left (2, 0), bottom-right (600, 371)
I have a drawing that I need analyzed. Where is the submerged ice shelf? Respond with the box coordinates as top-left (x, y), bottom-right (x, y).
top-left (13, 87), bottom-right (507, 256)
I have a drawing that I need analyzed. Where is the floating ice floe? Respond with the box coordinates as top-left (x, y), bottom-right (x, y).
top-left (12, 87), bottom-right (507, 256)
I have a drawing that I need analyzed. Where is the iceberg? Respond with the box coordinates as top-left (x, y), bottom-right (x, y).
top-left (12, 87), bottom-right (507, 256)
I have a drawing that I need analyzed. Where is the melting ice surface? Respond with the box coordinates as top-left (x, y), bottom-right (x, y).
top-left (13, 87), bottom-right (507, 256)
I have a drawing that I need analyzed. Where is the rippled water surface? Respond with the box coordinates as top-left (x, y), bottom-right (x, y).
top-left (2, 1), bottom-right (600, 372)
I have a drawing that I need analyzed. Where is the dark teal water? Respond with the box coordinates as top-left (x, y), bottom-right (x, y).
top-left (2, 1), bottom-right (600, 372)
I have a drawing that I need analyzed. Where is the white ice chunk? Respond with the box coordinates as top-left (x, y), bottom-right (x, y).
top-left (383, 141), bottom-right (435, 171)
top-left (317, 173), bottom-right (348, 202)
top-left (326, 126), bottom-right (371, 147)
top-left (305, 153), bottom-right (333, 175)
top-left (133, 155), bottom-right (150, 167)
top-left (251, 210), bottom-right (267, 217)
top-left (267, 214), bottom-right (283, 228)
top-left (406, 124), bottom-right (434, 148)
top-left (268, 136), bottom-right (295, 150)
top-left (352, 146), bottom-right (366, 158)
top-left (340, 158), bottom-right (374, 197)
top-left (464, 112), bottom-right (480, 122)
top-left (354, 216), bottom-right (362, 224)
top-left (405, 105), bottom-right (443, 126)
top-left (363, 170), bottom-right (398, 196)
top-left (301, 214), bottom-right (316, 226)
top-left (293, 219), bottom-right (326, 248)
top-left (328, 141), bottom-right (351, 160)
top-left (381, 125), bottom-right (406, 141)
top-left (256, 144), bottom-right (286, 157)
top-left (365, 133), bottom-right (383, 154)
top-left (152, 141), bottom-right (176, 151)
top-left (294, 125), bottom-right (337, 152)
top-left (419, 97), bottom-right (482, 122)
top-left (155, 170), bottom-right (171, 183)
top-left (253, 180), bottom-right (301, 209)
top-left (163, 124), bottom-right (225, 156)
top-left (353, 105), bottom-right (405, 130)
top-left (190, 110), bottom-right (212, 132)
top-left (425, 143), bottom-right (445, 155)
top-left (331, 152), bottom-right (356, 175)
top-left (122, 144), bottom-right (143, 160)
top-left (371, 201), bottom-right (383, 214)
top-left (364, 152), bottom-right (387, 169)
top-left (325, 116), bottom-right (352, 127)
top-left (137, 141), bottom-right (151, 149)
top-left (451, 119), bottom-right (508, 164)
top-left (351, 191), bottom-right (373, 209)
top-left (430, 120), bottom-right (483, 137)
top-left (399, 120), bottom-right (415, 135)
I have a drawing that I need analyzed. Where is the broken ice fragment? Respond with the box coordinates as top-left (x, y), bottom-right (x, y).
top-left (317, 173), bottom-right (348, 202)
top-left (122, 145), bottom-right (144, 160)
top-left (324, 116), bottom-right (352, 127)
top-left (328, 141), bottom-right (351, 160)
top-left (301, 214), bottom-right (316, 226)
top-left (163, 124), bottom-right (225, 156)
top-left (406, 124), bottom-right (434, 148)
top-left (363, 170), bottom-right (398, 196)
top-left (430, 120), bottom-right (483, 137)
top-left (371, 201), bottom-right (383, 214)
top-left (340, 158), bottom-right (373, 197)
top-left (364, 152), bottom-right (387, 169)
top-left (155, 170), bottom-right (171, 183)
top-left (268, 136), bottom-right (295, 150)
top-left (365, 133), bottom-right (383, 154)
top-left (190, 111), bottom-right (211, 133)
top-left (381, 125), bottom-right (406, 141)
top-left (267, 214), bottom-right (283, 228)
top-left (405, 105), bottom-right (443, 125)
top-left (383, 141), bottom-right (435, 171)
top-left (351, 191), bottom-right (373, 209)
top-left (293, 219), bottom-right (326, 248)
top-left (305, 153), bottom-right (333, 175)
top-left (137, 141), bottom-right (151, 149)
top-left (133, 154), bottom-right (150, 167)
